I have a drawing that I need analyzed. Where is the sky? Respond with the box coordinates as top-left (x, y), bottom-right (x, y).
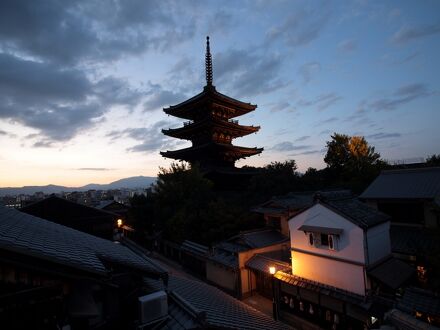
top-left (0, 0), bottom-right (439, 187)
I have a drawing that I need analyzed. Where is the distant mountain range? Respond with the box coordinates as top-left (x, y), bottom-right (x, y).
top-left (0, 176), bottom-right (156, 196)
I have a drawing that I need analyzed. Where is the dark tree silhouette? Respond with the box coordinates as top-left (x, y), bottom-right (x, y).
top-left (426, 154), bottom-right (440, 166)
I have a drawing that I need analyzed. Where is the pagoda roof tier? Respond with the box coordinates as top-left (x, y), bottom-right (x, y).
top-left (164, 86), bottom-right (257, 120)
top-left (160, 142), bottom-right (263, 163)
top-left (162, 116), bottom-right (260, 140)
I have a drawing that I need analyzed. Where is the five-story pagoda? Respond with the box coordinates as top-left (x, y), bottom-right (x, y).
top-left (160, 37), bottom-right (263, 176)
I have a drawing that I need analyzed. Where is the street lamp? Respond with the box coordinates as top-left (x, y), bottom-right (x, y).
top-left (269, 266), bottom-right (278, 321)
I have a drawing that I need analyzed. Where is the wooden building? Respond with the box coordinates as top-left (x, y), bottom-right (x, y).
top-left (360, 167), bottom-right (440, 286)
top-left (206, 228), bottom-right (289, 298)
top-left (0, 206), bottom-right (167, 329)
top-left (21, 195), bottom-right (119, 240)
top-left (160, 37), bottom-right (263, 187)
top-left (274, 192), bottom-right (414, 329)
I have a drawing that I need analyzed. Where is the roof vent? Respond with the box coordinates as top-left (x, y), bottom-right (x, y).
top-left (138, 290), bottom-right (168, 325)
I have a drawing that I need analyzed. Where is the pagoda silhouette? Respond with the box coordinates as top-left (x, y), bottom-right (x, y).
top-left (161, 37), bottom-right (263, 187)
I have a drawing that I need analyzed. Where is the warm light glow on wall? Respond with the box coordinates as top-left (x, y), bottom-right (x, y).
top-left (117, 219), bottom-right (123, 228)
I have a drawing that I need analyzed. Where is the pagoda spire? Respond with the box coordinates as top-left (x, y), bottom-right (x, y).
top-left (205, 36), bottom-right (213, 86)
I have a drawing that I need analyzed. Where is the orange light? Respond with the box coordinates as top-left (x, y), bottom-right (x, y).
top-left (117, 219), bottom-right (123, 228)
top-left (269, 266), bottom-right (276, 275)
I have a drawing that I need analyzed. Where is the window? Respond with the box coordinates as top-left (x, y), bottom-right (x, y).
top-left (307, 232), bottom-right (338, 250)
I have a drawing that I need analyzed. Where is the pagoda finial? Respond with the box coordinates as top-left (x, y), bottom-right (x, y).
top-left (205, 36), bottom-right (213, 86)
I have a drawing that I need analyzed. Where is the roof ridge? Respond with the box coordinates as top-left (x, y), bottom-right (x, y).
top-left (382, 166), bottom-right (440, 174)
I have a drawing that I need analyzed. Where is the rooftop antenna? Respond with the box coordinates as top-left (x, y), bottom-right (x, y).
top-left (205, 36), bottom-right (213, 86)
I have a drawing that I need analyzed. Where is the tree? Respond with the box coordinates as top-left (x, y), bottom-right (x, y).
top-left (153, 162), bottom-right (214, 242)
top-left (324, 133), bottom-right (351, 171)
top-left (324, 133), bottom-right (386, 191)
top-left (426, 154), bottom-right (440, 166)
top-left (247, 160), bottom-right (300, 200)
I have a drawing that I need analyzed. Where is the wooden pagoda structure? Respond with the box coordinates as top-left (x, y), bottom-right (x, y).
top-left (161, 37), bottom-right (263, 181)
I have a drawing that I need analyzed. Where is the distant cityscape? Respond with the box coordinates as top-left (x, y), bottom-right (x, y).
top-left (0, 176), bottom-right (156, 208)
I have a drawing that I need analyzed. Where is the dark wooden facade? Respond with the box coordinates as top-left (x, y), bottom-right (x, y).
top-left (21, 195), bottom-right (118, 239)
top-left (161, 37), bottom-right (263, 174)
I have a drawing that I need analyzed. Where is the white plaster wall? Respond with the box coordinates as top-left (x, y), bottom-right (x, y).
top-left (206, 263), bottom-right (235, 291)
top-left (292, 250), bottom-right (366, 295)
top-left (366, 221), bottom-right (391, 265)
top-left (288, 203), bottom-right (366, 264)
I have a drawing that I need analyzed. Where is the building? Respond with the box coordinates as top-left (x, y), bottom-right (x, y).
top-left (143, 272), bottom-right (292, 330)
top-left (253, 192), bottom-right (315, 237)
top-left (206, 228), bottom-right (289, 298)
top-left (21, 195), bottom-right (120, 240)
top-left (160, 37), bottom-right (263, 187)
top-left (360, 167), bottom-right (440, 286)
top-left (0, 206), bottom-right (167, 329)
top-left (274, 192), bottom-right (414, 329)
top-left (360, 167), bottom-right (440, 228)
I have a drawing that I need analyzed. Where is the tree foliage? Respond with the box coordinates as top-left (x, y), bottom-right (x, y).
top-left (247, 160), bottom-right (300, 201)
top-left (324, 133), bottom-right (387, 191)
top-left (426, 154), bottom-right (440, 166)
top-left (130, 134), bottom-right (391, 246)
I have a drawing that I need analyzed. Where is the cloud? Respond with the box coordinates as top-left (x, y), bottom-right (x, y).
top-left (319, 129), bottom-right (332, 136)
top-left (337, 39), bottom-right (357, 52)
top-left (295, 135), bottom-right (311, 142)
top-left (272, 142), bottom-right (312, 152)
top-left (366, 83), bottom-right (431, 111)
top-left (289, 149), bottom-right (325, 157)
top-left (266, 7), bottom-right (331, 47)
top-left (297, 93), bottom-right (342, 111)
top-left (269, 101), bottom-right (294, 113)
top-left (32, 140), bottom-right (55, 148)
top-left (0, 0), bottom-right (195, 64)
top-left (0, 53), bottom-right (142, 141)
top-left (316, 117), bottom-right (339, 126)
top-left (392, 23), bottom-right (440, 44)
top-left (298, 62), bottom-right (321, 84)
top-left (143, 83), bottom-right (188, 111)
top-left (108, 120), bottom-right (183, 153)
top-left (367, 132), bottom-right (401, 140)
top-left (77, 168), bottom-right (113, 171)
top-left (207, 10), bottom-right (237, 35)
top-left (214, 49), bottom-right (287, 97)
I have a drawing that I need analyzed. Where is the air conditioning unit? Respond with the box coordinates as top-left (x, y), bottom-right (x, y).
top-left (138, 291), bottom-right (168, 324)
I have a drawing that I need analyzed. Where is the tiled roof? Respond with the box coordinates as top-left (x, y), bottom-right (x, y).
top-left (367, 257), bottom-right (415, 290)
top-left (320, 197), bottom-right (390, 229)
top-left (95, 200), bottom-right (116, 209)
top-left (397, 287), bottom-right (440, 317)
top-left (360, 167), bottom-right (440, 199)
top-left (253, 192), bottom-right (314, 215)
top-left (387, 309), bottom-right (436, 330)
top-left (0, 206), bottom-right (165, 277)
top-left (390, 226), bottom-right (440, 256)
top-left (216, 229), bottom-right (289, 253)
top-left (275, 271), bottom-right (367, 307)
top-left (208, 250), bottom-right (238, 269)
top-left (246, 254), bottom-right (291, 275)
top-left (164, 292), bottom-right (203, 330)
top-left (181, 240), bottom-right (209, 257)
top-left (145, 275), bottom-right (292, 330)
